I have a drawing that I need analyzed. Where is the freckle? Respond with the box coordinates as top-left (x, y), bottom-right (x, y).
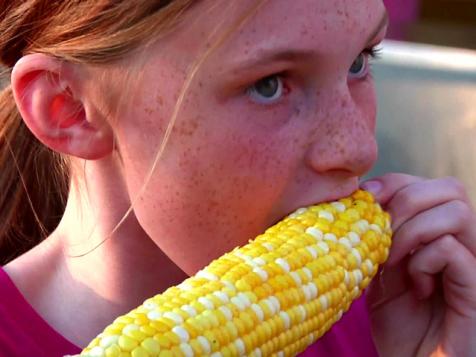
top-left (156, 95), bottom-right (164, 106)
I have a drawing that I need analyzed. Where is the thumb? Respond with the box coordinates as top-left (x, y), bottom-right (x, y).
top-left (360, 173), bottom-right (423, 206)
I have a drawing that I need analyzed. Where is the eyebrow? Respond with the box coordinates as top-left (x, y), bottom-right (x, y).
top-left (228, 10), bottom-right (389, 76)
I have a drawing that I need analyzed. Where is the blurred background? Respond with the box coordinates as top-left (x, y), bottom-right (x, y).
top-left (368, 0), bottom-right (476, 204)
top-left (384, 0), bottom-right (476, 49)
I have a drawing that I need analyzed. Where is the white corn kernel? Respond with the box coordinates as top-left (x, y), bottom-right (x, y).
top-left (365, 259), bottom-right (374, 275)
top-left (147, 310), bottom-right (162, 321)
top-left (338, 237), bottom-right (352, 250)
top-left (269, 296), bottom-right (281, 312)
top-left (197, 336), bottom-right (211, 354)
top-left (319, 210), bottom-right (335, 222)
top-left (290, 271), bottom-right (302, 286)
top-left (213, 291), bottom-right (229, 304)
top-left (173, 326), bottom-right (190, 343)
top-left (275, 258), bottom-right (291, 272)
top-left (231, 296), bottom-right (246, 311)
top-left (253, 348), bottom-right (263, 357)
top-left (218, 305), bottom-right (233, 321)
top-left (198, 297), bottom-right (215, 310)
top-left (354, 270), bottom-right (363, 285)
top-left (331, 202), bottom-right (346, 212)
top-left (319, 295), bottom-right (329, 311)
top-left (306, 246), bottom-right (318, 259)
top-left (324, 233), bottom-right (337, 242)
top-left (196, 270), bottom-right (219, 281)
top-left (348, 231), bottom-right (361, 246)
top-left (351, 248), bottom-right (362, 266)
top-left (306, 227), bottom-right (323, 240)
top-left (370, 224), bottom-right (382, 234)
top-left (252, 267), bottom-right (268, 281)
top-left (308, 282), bottom-right (318, 299)
top-left (279, 311), bottom-right (291, 329)
top-left (180, 343), bottom-right (194, 357)
top-left (302, 267), bottom-right (313, 280)
top-left (99, 335), bottom-right (119, 348)
top-left (235, 338), bottom-right (246, 355)
top-left (251, 303), bottom-right (265, 322)
top-left (317, 241), bottom-right (330, 254)
top-left (163, 311), bottom-right (183, 325)
top-left (262, 242), bottom-right (275, 252)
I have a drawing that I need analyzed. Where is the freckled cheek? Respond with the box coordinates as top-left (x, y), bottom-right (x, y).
top-left (145, 136), bottom-right (287, 210)
top-left (132, 143), bottom-right (292, 262)
top-left (351, 82), bottom-right (378, 131)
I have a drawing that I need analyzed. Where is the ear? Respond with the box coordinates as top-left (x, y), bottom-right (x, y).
top-left (11, 53), bottom-right (114, 160)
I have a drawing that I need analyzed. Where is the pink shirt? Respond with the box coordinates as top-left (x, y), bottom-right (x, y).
top-left (0, 267), bottom-right (378, 356)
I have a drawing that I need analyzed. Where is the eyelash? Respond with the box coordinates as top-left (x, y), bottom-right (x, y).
top-left (358, 45), bottom-right (382, 81)
top-left (365, 45), bottom-right (382, 60)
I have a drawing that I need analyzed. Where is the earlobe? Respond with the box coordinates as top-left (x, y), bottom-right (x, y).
top-left (11, 53), bottom-right (114, 160)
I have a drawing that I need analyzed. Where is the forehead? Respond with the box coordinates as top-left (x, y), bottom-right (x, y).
top-left (229, 0), bottom-right (383, 49)
top-left (176, 0), bottom-right (385, 55)
top-left (145, 0), bottom-right (386, 74)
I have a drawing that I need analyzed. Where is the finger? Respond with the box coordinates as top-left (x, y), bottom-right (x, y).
top-left (385, 177), bottom-right (472, 231)
top-left (407, 235), bottom-right (476, 313)
top-left (360, 173), bottom-right (423, 206)
top-left (366, 257), bottom-right (412, 310)
top-left (387, 199), bottom-right (476, 266)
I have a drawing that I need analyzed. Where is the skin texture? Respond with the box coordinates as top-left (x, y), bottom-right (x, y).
top-left (6, 0), bottom-right (476, 355)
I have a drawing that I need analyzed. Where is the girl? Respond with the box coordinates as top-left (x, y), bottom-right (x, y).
top-left (1, 1), bottom-right (475, 356)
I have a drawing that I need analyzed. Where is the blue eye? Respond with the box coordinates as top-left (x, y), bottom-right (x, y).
top-left (247, 75), bottom-right (284, 104)
top-left (348, 53), bottom-right (369, 79)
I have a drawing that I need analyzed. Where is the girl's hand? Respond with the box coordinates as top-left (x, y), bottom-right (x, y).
top-left (361, 173), bottom-right (476, 357)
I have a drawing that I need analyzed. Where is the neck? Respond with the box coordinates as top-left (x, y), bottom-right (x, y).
top-left (4, 155), bottom-right (188, 347)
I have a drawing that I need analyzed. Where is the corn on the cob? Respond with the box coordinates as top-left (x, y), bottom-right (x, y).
top-left (72, 190), bottom-right (392, 357)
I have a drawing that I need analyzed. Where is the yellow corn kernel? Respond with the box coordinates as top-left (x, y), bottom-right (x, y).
top-left (76, 190), bottom-right (391, 357)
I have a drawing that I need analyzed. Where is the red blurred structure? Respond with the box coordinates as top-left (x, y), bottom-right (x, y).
top-left (384, 0), bottom-right (421, 40)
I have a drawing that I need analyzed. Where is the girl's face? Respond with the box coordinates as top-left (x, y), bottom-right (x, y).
top-left (109, 0), bottom-right (388, 274)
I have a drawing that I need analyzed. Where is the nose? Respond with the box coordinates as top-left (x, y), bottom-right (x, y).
top-left (305, 89), bottom-right (378, 177)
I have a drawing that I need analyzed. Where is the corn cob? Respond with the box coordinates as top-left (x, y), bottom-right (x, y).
top-left (73, 190), bottom-right (392, 357)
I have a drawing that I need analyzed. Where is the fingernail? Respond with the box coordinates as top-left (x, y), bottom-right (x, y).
top-left (360, 180), bottom-right (382, 195)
